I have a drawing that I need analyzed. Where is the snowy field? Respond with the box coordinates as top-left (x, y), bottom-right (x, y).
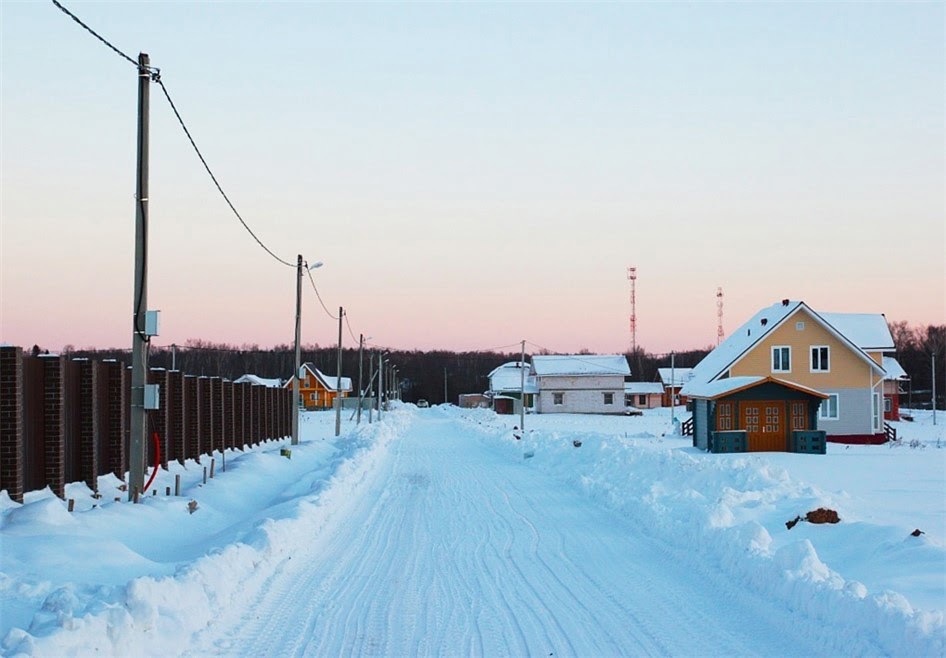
top-left (1, 405), bottom-right (943, 656)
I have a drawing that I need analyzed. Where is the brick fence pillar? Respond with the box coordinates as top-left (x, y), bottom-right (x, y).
top-left (184, 375), bottom-right (198, 462)
top-left (39, 355), bottom-right (65, 498)
top-left (221, 380), bottom-right (233, 451)
top-left (209, 377), bottom-right (222, 454)
top-left (165, 370), bottom-right (183, 465)
top-left (102, 360), bottom-right (126, 480)
top-left (0, 346), bottom-right (24, 502)
top-left (77, 359), bottom-right (99, 492)
top-left (197, 377), bottom-right (210, 462)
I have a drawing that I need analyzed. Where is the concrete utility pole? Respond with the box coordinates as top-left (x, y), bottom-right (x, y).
top-left (129, 52), bottom-right (152, 501)
top-left (171, 343), bottom-right (177, 371)
top-left (933, 352), bottom-right (937, 426)
top-left (520, 340), bottom-right (526, 431)
top-left (292, 255), bottom-right (303, 445)
top-left (368, 352), bottom-right (374, 424)
top-left (444, 367), bottom-right (448, 405)
top-left (670, 351), bottom-right (676, 426)
top-left (335, 307), bottom-right (343, 437)
top-left (357, 334), bottom-right (364, 424)
top-left (377, 352), bottom-right (384, 419)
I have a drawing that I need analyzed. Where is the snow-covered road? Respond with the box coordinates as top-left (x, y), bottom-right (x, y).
top-left (188, 413), bottom-right (824, 657)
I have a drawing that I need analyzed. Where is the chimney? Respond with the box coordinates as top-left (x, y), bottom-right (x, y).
top-left (781, 299), bottom-right (789, 306)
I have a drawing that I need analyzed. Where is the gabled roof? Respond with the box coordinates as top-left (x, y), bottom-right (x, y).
top-left (883, 357), bottom-right (909, 381)
top-left (286, 362), bottom-right (352, 392)
top-left (531, 354), bottom-right (631, 377)
top-left (488, 362), bottom-right (539, 394)
top-left (684, 376), bottom-right (829, 400)
top-left (680, 300), bottom-right (885, 396)
top-left (656, 368), bottom-right (695, 387)
top-left (820, 313), bottom-right (894, 351)
top-left (234, 374), bottom-right (282, 388)
top-left (624, 382), bottom-right (664, 395)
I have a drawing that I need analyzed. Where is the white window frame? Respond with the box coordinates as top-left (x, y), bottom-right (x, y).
top-left (603, 392), bottom-right (614, 405)
top-left (819, 394), bottom-right (839, 420)
top-left (553, 392), bottom-right (564, 406)
top-left (772, 346), bottom-right (791, 373)
top-left (873, 392), bottom-right (882, 432)
top-left (810, 346), bottom-right (830, 372)
top-left (883, 397), bottom-right (892, 413)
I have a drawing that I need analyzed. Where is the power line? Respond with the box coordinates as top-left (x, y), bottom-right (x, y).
top-left (344, 312), bottom-right (359, 344)
top-left (154, 80), bottom-right (295, 268)
top-left (306, 267), bottom-right (340, 320)
top-left (50, 0), bottom-right (150, 71)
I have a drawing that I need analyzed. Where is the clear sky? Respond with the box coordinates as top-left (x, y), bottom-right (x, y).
top-left (2, 1), bottom-right (943, 356)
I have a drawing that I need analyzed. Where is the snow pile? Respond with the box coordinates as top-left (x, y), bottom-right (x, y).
top-left (450, 406), bottom-right (945, 656)
top-left (1, 407), bottom-right (412, 657)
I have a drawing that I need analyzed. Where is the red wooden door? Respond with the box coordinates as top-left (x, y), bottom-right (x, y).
top-left (741, 401), bottom-right (787, 452)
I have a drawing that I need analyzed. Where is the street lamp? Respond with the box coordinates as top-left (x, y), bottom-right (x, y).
top-left (357, 335), bottom-right (373, 424)
top-left (293, 258), bottom-right (322, 445)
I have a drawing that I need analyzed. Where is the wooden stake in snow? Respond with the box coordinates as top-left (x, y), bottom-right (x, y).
top-left (174, 474), bottom-right (181, 497)
top-left (67, 499), bottom-right (75, 512)
top-left (210, 458), bottom-right (216, 479)
top-left (203, 467), bottom-right (207, 485)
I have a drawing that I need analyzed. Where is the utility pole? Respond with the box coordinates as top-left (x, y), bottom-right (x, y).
top-left (933, 352), bottom-right (937, 426)
top-left (292, 254), bottom-right (303, 445)
top-left (368, 352), bottom-right (374, 423)
top-left (443, 367), bottom-right (448, 405)
top-left (670, 351), bottom-right (676, 426)
top-left (129, 52), bottom-right (152, 501)
top-left (335, 307), bottom-right (343, 437)
top-left (377, 352), bottom-right (384, 419)
top-left (520, 340), bottom-right (526, 430)
top-left (357, 334), bottom-right (364, 424)
top-left (171, 343), bottom-right (177, 371)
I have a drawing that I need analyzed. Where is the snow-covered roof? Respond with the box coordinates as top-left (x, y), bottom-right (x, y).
top-left (624, 382), bottom-right (664, 395)
top-left (656, 368), bottom-right (695, 387)
top-left (680, 300), bottom-right (884, 397)
top-left (488, 362), bottom-right (539, 394)
top-left (820, 313), bottom-right (894, 351)
top-left (531, 355), bottom-right (630, 377)
top-left (288, 363), bottom-right (352, 392)
top-left (234, 374), bottom-right (283, 388)
top-left (883, 357), bottom-right (909, 380)
top-left (684, 376), bottom-right (828, 400)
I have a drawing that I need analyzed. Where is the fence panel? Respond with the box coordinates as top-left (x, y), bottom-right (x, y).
top-left (0, 347), bottom-right (24, 502)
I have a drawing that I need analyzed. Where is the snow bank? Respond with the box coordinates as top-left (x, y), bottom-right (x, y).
top-left (449, 406), bottom-right (945, 657)
top-left (1, 408), bottom-right (413, 657)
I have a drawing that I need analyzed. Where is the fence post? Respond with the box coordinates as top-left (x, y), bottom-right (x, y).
top-left (166, 370), bottom-right (183, 465)
top-left (184, 375), bottom-right (198, 462)
top-left (77, 359), bottom-right (99, 493)
top-left (40, 354), bottom-right (65, 499)
top-left (209, 377), bottom-right (222, 455)
top-left (222, 379), bottom-right (233, 451)
top-left (0, 346), bottom-right (24, 503)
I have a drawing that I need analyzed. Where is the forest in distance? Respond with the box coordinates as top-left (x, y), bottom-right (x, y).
top-left (33, 322), bottom-right (946, 407)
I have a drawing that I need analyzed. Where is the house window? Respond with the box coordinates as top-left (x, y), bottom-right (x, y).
top-left (873, 392), bottom-right (882, 432)
top-left (811, 346), bottom-right (830, 372)
top-left (819, 394), bottom-right (839, 420)
top-left (716, 402), bottom-right (733, 431)
top-left (553, 392), bottom-right (564, 406)
top-left (772, 346), bottom-right (791, 373)
top-left (309, 393), bottom-right (317, 401)
top-left (796, 322), bottom-right (805, 331)
top-left (603, 392), bottom-right (614, 405)
top-left (884, 397), bottom-right (892, 413)
top-left (638, 394), bottom-right (646, 405)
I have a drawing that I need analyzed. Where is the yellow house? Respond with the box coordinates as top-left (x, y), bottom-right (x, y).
top-left (284, 362), bottom-right (352, 411)
top-left (681, 300), bottom-right (893, 446)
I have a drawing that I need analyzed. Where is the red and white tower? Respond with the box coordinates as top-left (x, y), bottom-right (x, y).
top-left (627, 267), bottom-right (637, 353)
top-left (716, 286), bottom-right (725, 345)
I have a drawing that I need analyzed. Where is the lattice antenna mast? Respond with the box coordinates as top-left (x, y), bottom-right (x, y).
top-left (627, 267), bottom-right (637, 353)
top-left (716, 286), bottom-right (725, 345)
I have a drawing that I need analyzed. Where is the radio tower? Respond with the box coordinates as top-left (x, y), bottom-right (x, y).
top-left (627, 267), bottom-right (637, 353)
top-left (716, 286), bottom-right (725, 345)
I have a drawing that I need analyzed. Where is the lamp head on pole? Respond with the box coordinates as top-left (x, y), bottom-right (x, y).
top-left (307, 261), bottom-right (323, 270)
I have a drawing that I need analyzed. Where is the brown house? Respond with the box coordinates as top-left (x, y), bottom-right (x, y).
top-left (284, 362), bottom-right (352, 410)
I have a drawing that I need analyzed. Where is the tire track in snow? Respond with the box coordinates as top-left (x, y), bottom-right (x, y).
top-left (190, 414), bottom-right (830, 657)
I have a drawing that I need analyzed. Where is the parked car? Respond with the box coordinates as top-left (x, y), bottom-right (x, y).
top-left (416, 399), bottom-right (429, 408)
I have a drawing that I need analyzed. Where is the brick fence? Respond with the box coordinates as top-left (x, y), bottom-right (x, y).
top-left (0, 346), bottom-right (292, 502)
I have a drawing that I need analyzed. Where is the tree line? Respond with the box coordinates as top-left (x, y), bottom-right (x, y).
top-left (39, 321), bottom-right (945, 407)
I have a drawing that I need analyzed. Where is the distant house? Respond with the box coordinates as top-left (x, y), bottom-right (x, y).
top-left (624, 382), bottom-right (664, 410)
top-left (487, 361), bottom-right (538, 414)
top-left (233, 374), bottom-right (283, 388)
top-left (530, 355), bottom-right (631, 415)
top-left (681, 299), bottom-right (894, 445)
top-left (882, 357), bottom-right (909, 421)
top-left (656, 368), bottom-right (695, 407)
top-left (283, 362), bottom-right (352, 410)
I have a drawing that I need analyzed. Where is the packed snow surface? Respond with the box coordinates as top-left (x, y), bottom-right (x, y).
top-left (1, 405), bottom-right (943, 656)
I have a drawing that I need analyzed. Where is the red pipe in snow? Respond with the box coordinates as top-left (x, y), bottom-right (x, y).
top-left (142, 431), bottom-right (161, 494)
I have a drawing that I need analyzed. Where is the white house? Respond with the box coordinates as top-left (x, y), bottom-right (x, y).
top-left (487, 361), bottom-right (538, 414)
top-left (530, 355), bottom-right (631, 415)
top-left (624, 382), bottom-right (664, 409)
